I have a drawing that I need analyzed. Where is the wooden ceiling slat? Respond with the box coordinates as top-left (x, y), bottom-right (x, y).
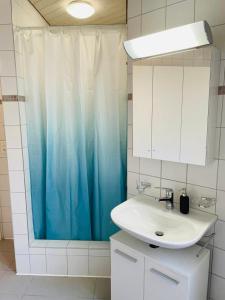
top-left (29, 0), bottom-right (126, 25)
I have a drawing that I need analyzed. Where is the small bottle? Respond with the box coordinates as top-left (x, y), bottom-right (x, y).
top-left (180, 188), bottom-right (189, 214)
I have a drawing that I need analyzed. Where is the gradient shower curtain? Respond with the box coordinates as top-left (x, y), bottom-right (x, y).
top-left (18, 26), bottom-right (127, 240)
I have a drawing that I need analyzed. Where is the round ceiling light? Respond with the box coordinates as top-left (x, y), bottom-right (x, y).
top-left (66, 2), bottom-right (95, 19)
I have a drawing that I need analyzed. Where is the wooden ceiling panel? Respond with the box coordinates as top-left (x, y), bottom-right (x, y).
top-left (29, 0), bottom-right (127, 25)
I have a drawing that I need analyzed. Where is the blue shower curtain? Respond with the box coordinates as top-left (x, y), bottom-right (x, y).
top-left (19, 26), bottom-right (127, 240)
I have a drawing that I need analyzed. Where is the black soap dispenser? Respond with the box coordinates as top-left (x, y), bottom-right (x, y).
top-left (180, 188), bottom-right (189, 214)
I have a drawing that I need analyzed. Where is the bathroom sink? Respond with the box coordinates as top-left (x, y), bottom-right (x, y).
top-left (111, 195), bottom-right (217, 249)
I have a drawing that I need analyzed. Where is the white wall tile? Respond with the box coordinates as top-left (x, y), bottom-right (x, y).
top-left (127, 73), bottom-right (132, 94)
top-left (215, 128), bottom-right (221, 159)
top-left (46, 248), bottom-right (67, 256)
top-left (89, 249), bottom-right (110, 257)
top-left (221, 98), bottom-right (225, 127)
top-left (212, 25), bottom-right (225, 60)
top-left (128, 0), bottom-right (141, 18)
top-left (9, 171), bottom-right (25, 192)
top-left (21, 125), bottom-right (27, 148)
top-left (216, 190), bottom-right (225, 221)
top-left (142, 0), bottom-right (166, 14)
top-left (15, 254), bottom-right (30, 274)
top-left (0, 25), bottom-right (13, 50)
top-left (219, 128), bottom-right (225, 159)
top-left (12, 213), bottom-right (27, 234)
top-left (46, 255), bottom-right (67, 275)
top-left (10, 192), bottom-right (26, 213)
top-left (29, 247), bottom-right (45, 255)
top-left (0, 0), bottom-right (12, 24)
top-left (17, 78), bottom-right (25, 96)
top-left (67, 248), bottom-right (88, 256)
top-left (140, 174), bottom-right (161, 198)
top-left (162, 161), bottom-right (187, 182)
top-left (47, 240), bottom-right (69, 248)
top-left (187, 184), bottom-right (216, 214)
top-left (142, 8), bottom-right (166, 35)
top-left (5, 126), bottom-right (21, 148)
top-left (166, 0), bottom-right (195, 29)
top-left (7, 149), bottom-right (23, 171)
top-left (218, 160), bottom-right (225, 190)
top-left (15, 52), bottom-right (23, 78)
top-left (3, 102), bottom-right (20, 125)
top-left (19, 102), bottom-right (26, 125)
top-left (128, 125), bottom-right (133, 149)
top-left (127, 171), bottom-right (139, 195)
top-left (219, 60), bottom-right (225, 85)
top-left (30, 255), bottom-right (46, 274)
top-left (212, 247), bottom-right (225, 278)
top-left (195, 0), bottom-right (225, 26)
top-left (68, 256), bottom-right (88, 276)
top-left (167, 0), bottom-right (184, 4)
top-left (140, 158), bottom-right (161, 177)
top-left (67, 240), bottom-right (89, 249)
top-left (127, 149), bottom-right (139, 173)
top-left (215, 220), bottom-right (225, 250)
top-left (22, 148), bottom-right (29, 171)
top-left (89, 256), bottom-right (110, 277)
top-left (210, 274), bottom-right (225, 300)
top-left (128, 101), bottom-right (133, 125)
top-left (14, 234), bottom-right (29, 254)
top-left (0, 51), bottom-right (16, 76)
top-left (187, 160), bottom-right (218, 189)
top-left (1, 77), bottom-right (17, 95)
top-left (128, 16), bottom-right (141, 39)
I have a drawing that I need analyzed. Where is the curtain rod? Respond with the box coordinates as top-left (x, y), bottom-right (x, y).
top-left (14, 24), bottom-right (126, 30)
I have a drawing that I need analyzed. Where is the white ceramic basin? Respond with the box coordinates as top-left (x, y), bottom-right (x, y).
top-left (111, 195), bottom-right (217, 249)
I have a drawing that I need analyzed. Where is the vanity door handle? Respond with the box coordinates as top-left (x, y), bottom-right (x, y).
top-left (114, 249), bottom-right (137, 263)
top-left (150, 268), bottom-right (179, 285)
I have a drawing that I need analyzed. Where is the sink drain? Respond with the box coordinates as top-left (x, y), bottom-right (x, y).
top-left (155, 231), bottom-right (164, 237)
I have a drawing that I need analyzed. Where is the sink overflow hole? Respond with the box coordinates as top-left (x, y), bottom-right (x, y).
top-left (155, 231), bottom-right (164, 237)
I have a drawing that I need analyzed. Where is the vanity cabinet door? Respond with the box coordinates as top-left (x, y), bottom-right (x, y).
top-left (180, 67), bottom-right (210, 165)
top-left (111, 241), bottom-right (144, 300)
top-left (144, 259), bottom-right (188, 300)
top-left (133, 65), bottom-right (153, 158)
top-left (152, 66), bottom-right (183, 162)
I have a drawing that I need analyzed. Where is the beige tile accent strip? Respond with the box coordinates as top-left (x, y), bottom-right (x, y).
top-left (128, 93), bottom-right (132, 101)
top-left (2, 95), bottom-right (25, 102)
top-left (218, 86), bottom-right (225, 95)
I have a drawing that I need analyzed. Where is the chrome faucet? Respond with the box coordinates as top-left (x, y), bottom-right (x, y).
top-left (157, 188), bottom-right (174, 210)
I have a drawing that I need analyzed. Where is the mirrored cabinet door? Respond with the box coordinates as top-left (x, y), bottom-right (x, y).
top-left (180, 67), bottom-right (210, 165)
top-left (152, 66), bottom-right (183, 162)
top-left (133, 65), bottom-right (152, 158)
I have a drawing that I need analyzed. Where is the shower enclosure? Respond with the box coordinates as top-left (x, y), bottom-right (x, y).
top-left (7, 25), bottom-right (127, 276)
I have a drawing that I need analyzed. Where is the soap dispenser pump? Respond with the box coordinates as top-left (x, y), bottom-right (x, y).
top-left (180, 188), bottom-right (189, 214)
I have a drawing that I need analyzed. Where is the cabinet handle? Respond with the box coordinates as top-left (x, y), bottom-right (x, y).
top-left (150, 268), bottom-right (179, 285)
top-left (114, 249), bottom-right (137, 263)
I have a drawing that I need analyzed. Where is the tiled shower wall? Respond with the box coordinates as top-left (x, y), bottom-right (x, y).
top-left (127, 0), bottom-right (225, 299)
top-left (0, 0), bottom-right (44, 240)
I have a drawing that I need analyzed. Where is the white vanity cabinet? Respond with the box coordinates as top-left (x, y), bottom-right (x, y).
top-left (111, 231), bottom-right (210, 300)
top-left (132, 47), bottom-right (220, 166)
